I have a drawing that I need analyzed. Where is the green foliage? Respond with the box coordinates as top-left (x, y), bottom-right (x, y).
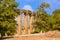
top-left (40, 2), bottom-right (50, 9)
top-left (33, 2), bottom-right (50, 33)
top-left (52, 9), bottom-right (60, 30)
top-left (33, 3), bottom-right (60, 33)
top-left (0, 0), bottom-right (18, 36)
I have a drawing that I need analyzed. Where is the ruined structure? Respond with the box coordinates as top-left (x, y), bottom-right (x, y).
top-left (17, 10), bottom-right (36, 35)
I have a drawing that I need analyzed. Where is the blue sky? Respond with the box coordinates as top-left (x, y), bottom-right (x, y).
top-left (15, 0), bottom-right (60, 14)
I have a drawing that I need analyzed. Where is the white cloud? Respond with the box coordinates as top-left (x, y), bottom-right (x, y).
top-left (23, 5), bottom-right (33, 11)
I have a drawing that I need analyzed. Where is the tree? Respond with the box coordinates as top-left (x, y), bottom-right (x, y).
top-left (33, 2), bottom-right (50, 33)
top-left (40, 2), bottom-right (50, 9)
top-left (33, 4), bottom-right (60, 33)
top-left (0, 0), bottom-right (18, 37)
top-left (52, 9), bottom-right (60, 30)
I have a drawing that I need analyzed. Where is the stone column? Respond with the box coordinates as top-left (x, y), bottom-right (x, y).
top-left (24, 10), bottom-right (28, 34)
top-left (29, 12), bottom-right (33, 34)
top-left (17, 11), bottom-right (22, 35)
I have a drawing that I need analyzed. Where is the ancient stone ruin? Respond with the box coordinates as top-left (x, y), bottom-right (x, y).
top-left (17, 10), bottom-right (36, 35)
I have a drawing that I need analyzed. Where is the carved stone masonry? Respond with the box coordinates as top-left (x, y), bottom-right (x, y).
top-left (17, 10), bottom-right (36, 35)
top-left (24, 10), bottom-right (29, 34)
top-left (17, 11), bottom-right (22, 35)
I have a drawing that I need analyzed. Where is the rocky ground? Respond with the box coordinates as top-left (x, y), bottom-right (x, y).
top-left (4, 30), bottom-right (60, 40)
